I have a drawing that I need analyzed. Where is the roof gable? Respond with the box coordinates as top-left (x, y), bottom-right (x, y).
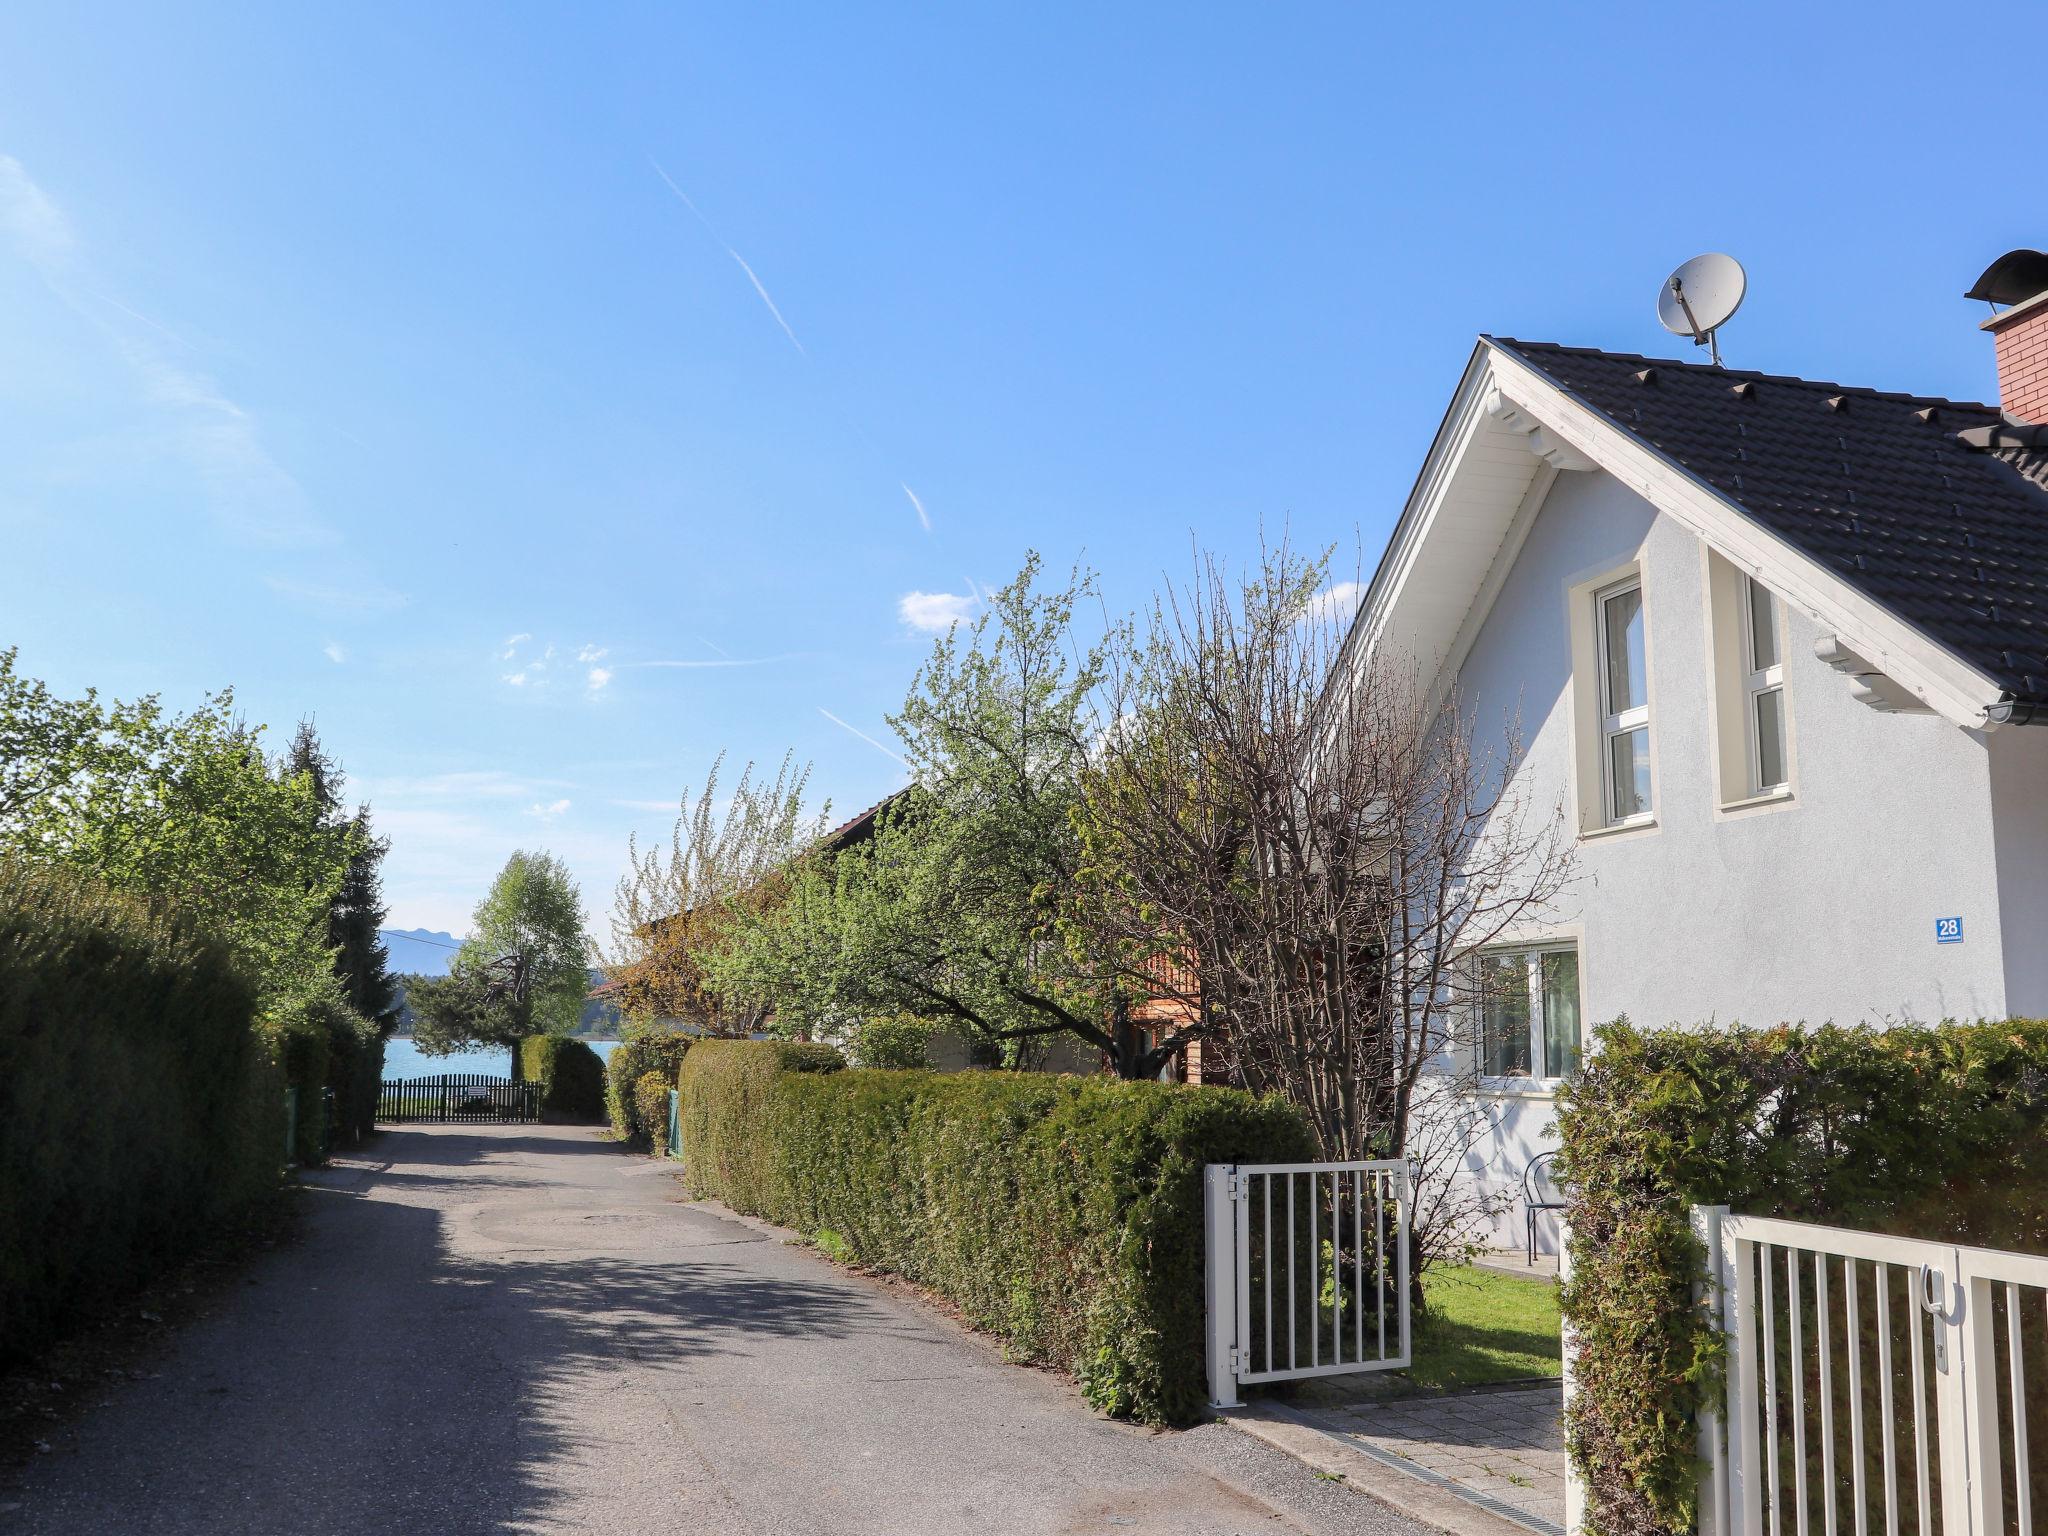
top-left (1493, 340), bottom-right (2048, 706)
top-left (1343, 338), bottom-right (2048, 730)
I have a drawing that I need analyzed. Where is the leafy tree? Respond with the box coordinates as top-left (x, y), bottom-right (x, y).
top-left (411, 851), bottom-right (587, 1056)
top-left (0, 651), bottom-right (386, 1155)
top-left (605, 753), bottom-right (820, 1036)
top-left (0, 649), bottom-right (356, 1013)
top-left (713, 556), bottom-right (1198, 1077)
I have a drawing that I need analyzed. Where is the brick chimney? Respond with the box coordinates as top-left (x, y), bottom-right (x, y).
top-left (1968, 248), bottom-right (2048, 423)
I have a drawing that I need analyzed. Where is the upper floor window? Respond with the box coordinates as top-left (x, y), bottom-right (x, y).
top-left (1597, 581), bottom-right (1652, 824)
top-left (1477, 944), bottom-right (1582, 1083)
top-left (1743, 576), bottom-right (1787, 794)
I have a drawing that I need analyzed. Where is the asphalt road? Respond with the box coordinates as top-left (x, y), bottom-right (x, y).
top-left (1, 1124), bottom-right (1430, 1536)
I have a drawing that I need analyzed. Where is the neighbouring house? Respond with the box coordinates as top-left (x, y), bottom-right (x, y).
top-left (1332, 249), bottom-right (2048, 1252)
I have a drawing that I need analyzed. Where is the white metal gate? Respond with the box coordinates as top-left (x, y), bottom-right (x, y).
top-left (1701, 1208), bottom-right (2048, 1536)
top-left (1204, 1158), bottom-right (1412, 1408)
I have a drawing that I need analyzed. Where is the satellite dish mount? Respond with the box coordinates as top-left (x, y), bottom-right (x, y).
top-left (1657, 253), bottom-right (1747, 366)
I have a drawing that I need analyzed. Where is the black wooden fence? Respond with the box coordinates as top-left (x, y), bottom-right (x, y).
top-left (377, 1074), bottom-right (540, 1124)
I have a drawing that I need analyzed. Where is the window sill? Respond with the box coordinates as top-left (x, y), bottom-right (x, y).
top-left (1476, 1080), bottom-right (1564, 1100)
top-left (1579, 816), bottom-right (1658, 843)
top-left (1717, 787), bottom-right (1796, 816)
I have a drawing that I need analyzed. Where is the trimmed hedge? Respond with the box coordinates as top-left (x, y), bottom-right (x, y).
top-left (604, 1028), bottom-right (694, 1144)
top-left (678, 1039), bottom-right (1314, 1425)
top-left (1557, 1018), bottom-right (2048, 1536)
top-left (0, 862), bottom-right (287, 1365)
top-left (517, 1034), bottom-right (607, 1122)
top-left (633, 1072), bottom-right (673, 1158)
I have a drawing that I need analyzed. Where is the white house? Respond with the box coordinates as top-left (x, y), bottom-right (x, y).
top-left (1336, 250), bottom-right (2048, 1249)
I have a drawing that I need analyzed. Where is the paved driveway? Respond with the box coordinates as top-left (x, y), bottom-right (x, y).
top-left (2, 1124), bottom-right (1428, 1536)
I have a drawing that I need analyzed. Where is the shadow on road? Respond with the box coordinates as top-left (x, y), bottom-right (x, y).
top-left (12, 1125), bottom-right (911, 1535)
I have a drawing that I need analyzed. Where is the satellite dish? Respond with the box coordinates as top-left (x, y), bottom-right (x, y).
top-left (1657, 253), bottom-right (1746, 365)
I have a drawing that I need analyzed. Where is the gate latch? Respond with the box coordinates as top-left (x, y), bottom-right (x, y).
top-left (1918, 1263), bottom-right (1953, 1370)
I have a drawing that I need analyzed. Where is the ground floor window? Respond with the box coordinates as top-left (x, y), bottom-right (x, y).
top-left (1477, 944), bottom-right (1582, 1083)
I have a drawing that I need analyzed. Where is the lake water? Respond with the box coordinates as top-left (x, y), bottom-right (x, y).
top-left (382, 1037), bottom-right (619, 1081)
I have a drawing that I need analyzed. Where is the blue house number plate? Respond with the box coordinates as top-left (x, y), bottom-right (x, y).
top-left (1936, 916), bottom-right (1964, 944)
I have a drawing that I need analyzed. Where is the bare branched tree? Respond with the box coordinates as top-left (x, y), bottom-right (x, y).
top-left (604, 752), bottom-right (824, 1036)
top-left (1071, 539), bottom-right (1575, 1271)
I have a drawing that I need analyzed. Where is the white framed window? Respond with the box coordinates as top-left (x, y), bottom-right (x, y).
top-left (1476, 945), bottom-right (1582, 1083)
top-left (1742, 576), bottom-right (1788, 795)
top-left (1596, 581), bottom-right (1652, 825)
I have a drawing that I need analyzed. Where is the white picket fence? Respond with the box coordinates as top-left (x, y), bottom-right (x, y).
top-left (1205, 1159), bottom-right (1413, 1408)
top-left (1696, 1206), bottom-right (2048, 1536)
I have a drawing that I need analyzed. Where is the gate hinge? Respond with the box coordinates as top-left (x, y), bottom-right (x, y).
top-left (1226, 1171), bottom-right (1250, 1201)
top-left (1229, 1346), bottom-right (1249, 1374)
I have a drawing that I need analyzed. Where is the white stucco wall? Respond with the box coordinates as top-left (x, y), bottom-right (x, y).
top-left (1990, 724), bottom-right (2048, 1017)
top-left (1446, 468), bottom-right (2020, 1244)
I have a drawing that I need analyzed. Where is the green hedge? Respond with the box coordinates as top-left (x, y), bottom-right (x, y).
top-left (0, 862), bottom-right (287, 1366)
top-left (632, 1072), bottom-right (674, 1158)
top-left (326, 1011), bottom-right (385, 1148)
top-left (678, 1039), bottom-right (1314, 1425)
top-left (604, 1028), bottom-right (694, 1144)
top-left (1557, 1018), bottom-right (2048, 1536)
top-left (517, 1034), bottom-right (607, 1122)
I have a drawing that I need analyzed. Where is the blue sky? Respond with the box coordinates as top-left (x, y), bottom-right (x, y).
top-left (0, 4), bottom-right (2033, 941)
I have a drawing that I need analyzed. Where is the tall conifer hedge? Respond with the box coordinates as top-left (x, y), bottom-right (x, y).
top-left (0, 863), bottom-right (288, 1365)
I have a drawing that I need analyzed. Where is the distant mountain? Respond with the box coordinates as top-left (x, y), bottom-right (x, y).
top-left (380, 928), bottom-right (464, 978)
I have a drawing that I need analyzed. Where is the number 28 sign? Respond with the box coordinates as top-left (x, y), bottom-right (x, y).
top-left (1935, 916), bottom-right (1964, 945)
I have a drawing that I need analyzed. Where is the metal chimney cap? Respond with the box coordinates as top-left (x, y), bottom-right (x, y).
top-left (1965, 248), bottom-right (2048, 306)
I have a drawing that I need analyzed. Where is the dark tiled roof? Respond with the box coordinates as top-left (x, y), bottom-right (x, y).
top-left (819, 788), bottom-right (911, 853)
top-left (1490, 338), bottom-right (2048, 704)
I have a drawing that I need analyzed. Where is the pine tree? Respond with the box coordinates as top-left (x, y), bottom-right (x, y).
top-left (286, 720), bottom-right (402, 1140)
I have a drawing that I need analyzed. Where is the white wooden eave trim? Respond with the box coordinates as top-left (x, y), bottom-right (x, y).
top-left (1481, 343), bottom-right (2010, 732)
top-left (1345, 345), bottom-right (1501, 672)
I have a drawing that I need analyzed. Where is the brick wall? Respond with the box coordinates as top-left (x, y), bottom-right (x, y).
top-left (1989, 293), bottom-right (2048, 423)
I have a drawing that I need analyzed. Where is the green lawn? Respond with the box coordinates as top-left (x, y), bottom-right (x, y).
top-left (1407, 1264), bottom-right (1562, 1391)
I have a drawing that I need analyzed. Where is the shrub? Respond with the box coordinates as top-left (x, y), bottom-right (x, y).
top-left (604, 1027), bottom-right (694, 1144)
top-left (851, 1012), bottom-right (935, 1069)
top-left (633, 1071), bottom-right (674, 1158)
top-left (325, 1010), bottom-right (386, 1148)
top-left (0, 862), bottom-right (286, 1366)
top-left (517, 1035), bottom-right (607, 1122)
top-left (1557, 1017), bottom-right (2048, 1536)
top-left (678, 1039), bottom-right (1312, 1425)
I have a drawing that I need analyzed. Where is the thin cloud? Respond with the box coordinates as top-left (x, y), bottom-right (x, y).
top-left (576, 644), bottom-right (607, 663)
top-left (1304, 581), bottom-right (1365, 625)
top-left (0, 155), bottom-right (348, 552)
top-left (819, 708), bottom-right (908, 769)
top-left (694, 634), bottom-right (732, 659)
top-left (898, 590), bottom-right (976, 634)
top-left (610, 797), bottom-right (677, 814)
top-left (648, 157), bottom-right (805, 356)
top-left (901, 483), bottom-right (932, 532)
top-left (629, 654), bottom-right (797, 670)
top-left (526, 798), bottom-right (572, 820)
top-left (504, 671), bottom-right (527, 687)
top-left (0, 154), bottom-right (74, 267)
top-left (586, 665), bottom-right (614, 691)
top-left (266, 574), bottom-right (408, 612)
top-left (323, 641), bottom-right (347, 664)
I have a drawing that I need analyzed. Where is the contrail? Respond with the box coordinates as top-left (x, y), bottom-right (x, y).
top-left (901, 483), bottom-right (931, 532)
top-left (649, 156), bottom-right (806, 356)
top-left (818, 707), bottom-right (908, 768)
top-left (629, 655), bottom-right (795, 670)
